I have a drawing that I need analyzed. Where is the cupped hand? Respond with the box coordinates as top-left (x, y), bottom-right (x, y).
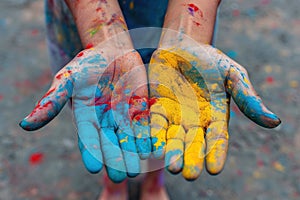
top-left (20, 42), bottom-right (151, 183)
top-left (149, 42), bottom-right (281, 181)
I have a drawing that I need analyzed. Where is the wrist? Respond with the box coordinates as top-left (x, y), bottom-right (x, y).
top-left (162, 0), bottom-right (220, 45)
top-left (65, 0), bottom-right (132, 49)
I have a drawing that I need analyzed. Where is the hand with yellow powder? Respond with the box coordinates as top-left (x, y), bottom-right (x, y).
top-left (149, 0), bottom-right (281, 181)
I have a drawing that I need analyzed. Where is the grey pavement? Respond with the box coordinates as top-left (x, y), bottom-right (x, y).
top-left (0, 0), bottom-right (299, 199)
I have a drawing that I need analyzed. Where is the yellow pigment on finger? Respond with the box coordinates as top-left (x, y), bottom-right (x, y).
top-left (205, 121), bottom-right (229, 174)
top-left (182, 127), bottom-right (206, 179)
top-left (150, 48), bottom-right (230, 178)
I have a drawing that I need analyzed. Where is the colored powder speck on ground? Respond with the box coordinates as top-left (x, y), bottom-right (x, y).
top-left (29, 152), bottom-right (44, 165)
top-left (273, 161), bottom-right (285, 172)
top-left (232, 9), bottom-right (240, 17)
top-left (265, 76), bottom-right (274, 84)
top-left (31, 29), bottom-right (39, 36)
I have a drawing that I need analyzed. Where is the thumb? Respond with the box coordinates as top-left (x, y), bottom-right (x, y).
top-left (19, 69), bottom-right (73, 131)
top-left (226, 59), bottom-right (281, 128)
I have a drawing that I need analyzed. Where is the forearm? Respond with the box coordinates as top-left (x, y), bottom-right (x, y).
top-left (64, 0), bottom-right (132, 48)
top-left (162, 0), bottom-right (221, 45)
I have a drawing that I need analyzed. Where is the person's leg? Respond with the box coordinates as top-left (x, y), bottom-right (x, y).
top-left (140, 159), bottom-right (169, 200)
top-left (98, 171), bottom-right (128, 200)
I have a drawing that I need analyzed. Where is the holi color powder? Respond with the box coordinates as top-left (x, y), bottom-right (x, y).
top-left (29, 152), bottom-right (44, 165)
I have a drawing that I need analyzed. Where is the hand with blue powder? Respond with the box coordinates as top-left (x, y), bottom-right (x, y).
top-left (20, 0), bottom-right (151, 183)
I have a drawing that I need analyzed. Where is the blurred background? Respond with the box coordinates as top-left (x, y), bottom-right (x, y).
top-left (0, 0), bottom-right (299, 199)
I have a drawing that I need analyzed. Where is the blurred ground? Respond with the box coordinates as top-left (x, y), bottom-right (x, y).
top-left (0, 0), bottom-right (299, 199)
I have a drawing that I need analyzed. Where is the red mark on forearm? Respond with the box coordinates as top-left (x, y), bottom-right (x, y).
top-left (188, 3), bottom-right (199, 12)
top-left (55, 70), bottom-right (72, 80)
top-left (85, 43), bottom-right (94, 49)
top-left (96, 7), bottom-right (102, 12)
top-left (77, 52), bottom-right (84, 57)
top-left (184, 3), bottom-right (203, 17)
top-left (193, 21), bottom-right (201, 26)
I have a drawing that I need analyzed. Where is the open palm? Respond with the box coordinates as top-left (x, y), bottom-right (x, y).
top-left (149, 44), bottom-right (280, 180)
top-left (20, 45), bottom-right (151, 183)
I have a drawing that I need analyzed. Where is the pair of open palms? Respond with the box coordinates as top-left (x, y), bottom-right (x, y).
top-left (20, 34), bottom-right (280, 183)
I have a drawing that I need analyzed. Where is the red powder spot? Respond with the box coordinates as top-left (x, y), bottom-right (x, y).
top-left (41, 101), bottom-right (53, 108)
top-left (131, 95), bottom-right (142, 100)
top-left (193, 21), bottom-right (201, 26)
top-left (96, 7), bottom-right (102, 12)
top-left (0, 94), bottom-right (3, 101)
top-left (93, 98), bottom-right (112, 112)
top-left (56, 73), bottom-right (63, 80)
top-left (41, 88), bottom-right (56, 99)
top-left (85, 43), bottom-right (94, 49)
top-left (260, 0), bottom-right (271, 5)
top-left (77, 52), bottom-right (84, 57)
top-left (265, 76), bottom-right (274, 84)
top-left (294, 192), bottom-right (300, 197)
top-left (134, 115), bottom-right (141, 121)
top-left (257, 159), bottom-right (264, 167)
top-left (149, 97), bottom-right (157, 107)
top-left (55, 70), bottom-right (72, 80)
top-left (29, 152), bottom-right (44, 165)
top-left (187, 3), bottom-right (199, 12)
top-left (232, 9), bottom-right (240, 17)
top-left (129, 95), bottom-right (144, 105)
top-left (31, 29), bottom-right (39, 36)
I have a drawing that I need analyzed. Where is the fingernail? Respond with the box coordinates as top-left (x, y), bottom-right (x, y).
top-left (262, 113), bottom-right (281, 128)
top-left (19, 119), bottom-right (29, 130)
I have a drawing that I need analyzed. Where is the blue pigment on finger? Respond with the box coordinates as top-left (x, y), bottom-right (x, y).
top-left (77, 121), bottom-right (103, 173)
top-left (165, 149), bottom-right (183, 174)
top-left (133, 120), bottom-right (151, 159)
top-left (233, 92), bottom-right (280, 128)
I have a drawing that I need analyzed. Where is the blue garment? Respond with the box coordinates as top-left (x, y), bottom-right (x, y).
top-left (45, 0), bottom-right (169, 71)
top-left (119, 0), bottom-right (169, 63)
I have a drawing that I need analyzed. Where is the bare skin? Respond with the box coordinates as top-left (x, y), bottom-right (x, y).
top-left (140, 170), bottom-right (169, 200)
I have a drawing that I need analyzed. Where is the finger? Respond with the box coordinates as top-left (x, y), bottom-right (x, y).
top-left (150, 103), bottom-right (168, 158)
top-left (74, 96), bottom-right (104, 174)
top-left (116, 125), bottom-right (140, 178)
top-left (77, 122), bottom-right (103, 173)
top-left (100, 111), bottom-right (127, 183)
top-left (226, 62), bottom-right (281, 128)
top-left (130, 96), bottom-right (151, 159)
top-left (165, 125), bottom-right (185, 174)
top-left (205, 121), bottom-right (229, 175)
top-left (182, 127), bottom-right (206, 181)
top-left (204, 92), bottom-right (230, 175)
top-left (19, 69), bottom-right (73, 131)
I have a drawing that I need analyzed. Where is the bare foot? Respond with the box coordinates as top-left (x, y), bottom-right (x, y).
top-left (140, 170), bottom-right (170, 200)
top-left (98, 174), bottom-right (128, 200)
